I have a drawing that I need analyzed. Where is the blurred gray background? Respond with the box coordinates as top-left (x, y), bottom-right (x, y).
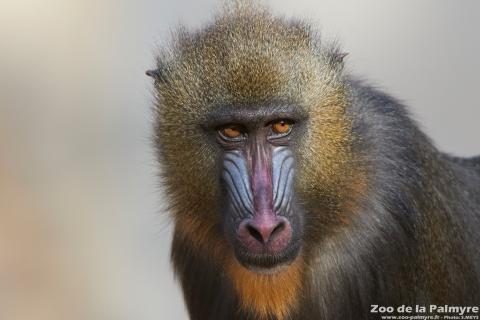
top-left (0, 0), bottom-right (478, 319)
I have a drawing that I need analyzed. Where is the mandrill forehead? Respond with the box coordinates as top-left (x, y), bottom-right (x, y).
top-left (153, 5), bottom-right (344, 118)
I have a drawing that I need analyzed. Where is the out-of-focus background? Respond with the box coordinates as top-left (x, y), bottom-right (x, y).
top-left (0, 0), bottom-right (478, 319)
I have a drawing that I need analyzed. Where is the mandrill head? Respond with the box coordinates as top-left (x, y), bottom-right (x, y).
top-left (149, 2), bottom-right (363, 319)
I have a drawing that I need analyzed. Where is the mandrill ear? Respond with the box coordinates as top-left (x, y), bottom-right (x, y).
top-left (145, 68), bottom-right (162, 80)
top-left (145, 69), bottom-right (159, 78)
top-left (335, 52), bottom-right (349, 62)
top-left (145, 67), bottom-right (169, 84)
top-left (328, 50), bottom-right (349, 71)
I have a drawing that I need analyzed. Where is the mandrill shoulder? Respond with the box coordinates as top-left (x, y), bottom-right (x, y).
top-left (344, 76), bottom-right (480, 276)
top-left (344, 76), bottom-right (480, 211)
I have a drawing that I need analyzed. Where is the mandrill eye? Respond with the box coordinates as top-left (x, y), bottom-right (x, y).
top-left (218, 125), bottom-right (245, 141)
top-left (270, 119), bottom-right (293, 137)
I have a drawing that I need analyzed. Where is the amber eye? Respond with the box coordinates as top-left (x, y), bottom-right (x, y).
top-left (271, 120), bottom-right (292, 135)
top-left (219, 125), bottom-right (244, 140)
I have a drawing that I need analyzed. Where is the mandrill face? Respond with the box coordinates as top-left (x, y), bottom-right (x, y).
top-left (202, 104), bottom-right (307, 273)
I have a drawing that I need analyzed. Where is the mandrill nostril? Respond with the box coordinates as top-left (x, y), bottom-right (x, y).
top-left (246, 224), bottom-right (265, 244)
top-left (271, 221), bottom-right (285, 238)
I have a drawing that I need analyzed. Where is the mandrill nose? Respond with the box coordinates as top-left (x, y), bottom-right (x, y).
top-left (238, 216), bottom-right (292, 254)
top-left (246, 220), bottom-right (285, 244)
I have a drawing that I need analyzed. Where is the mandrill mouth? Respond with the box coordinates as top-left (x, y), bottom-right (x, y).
top-left (234, 240), bottom-right (302, 273)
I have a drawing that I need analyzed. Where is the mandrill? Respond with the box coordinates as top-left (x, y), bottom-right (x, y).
top-left (147, 1), bottom-right (480, 319)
